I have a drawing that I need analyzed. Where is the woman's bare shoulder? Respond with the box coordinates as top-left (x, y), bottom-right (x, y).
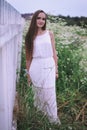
top-left (48, 30), bottom-right (54, 39)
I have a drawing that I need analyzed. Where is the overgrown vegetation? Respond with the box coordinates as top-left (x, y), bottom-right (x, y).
top-left (48, 15), bottom-right (87, 28)
top-left (17, 17), bottom-right (87, 130)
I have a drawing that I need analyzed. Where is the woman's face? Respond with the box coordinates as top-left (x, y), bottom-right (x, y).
top-left (36, 12), bottom-right (46, 28)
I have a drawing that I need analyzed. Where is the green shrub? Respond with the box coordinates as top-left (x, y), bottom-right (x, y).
top-left (56, 42), bottom-right (87, 97)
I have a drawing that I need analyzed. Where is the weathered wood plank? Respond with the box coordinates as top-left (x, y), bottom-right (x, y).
top-left (0, 0), bottom-right (25, 130)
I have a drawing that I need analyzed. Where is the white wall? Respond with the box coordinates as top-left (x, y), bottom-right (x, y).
top-left (0, 0), bottom-right (25, 130)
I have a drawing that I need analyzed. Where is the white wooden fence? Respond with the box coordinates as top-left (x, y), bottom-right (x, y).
top-left (0, 0), bottom-right (25, 130)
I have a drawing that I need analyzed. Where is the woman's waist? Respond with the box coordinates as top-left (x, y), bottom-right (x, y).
top-left (32, 52), bottom-right (53, 59)
top-left (33, 56), bottom-right (53, 59)
top-left (31, 56), bottom-right (55, 67)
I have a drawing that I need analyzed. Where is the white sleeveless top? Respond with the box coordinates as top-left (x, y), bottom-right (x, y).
top-left (33, 30), bottom-right (53, 58)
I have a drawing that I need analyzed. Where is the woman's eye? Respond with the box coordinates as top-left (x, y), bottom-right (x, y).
top-left (37, 17), bottom-right (41, 20)
top-left (37, 17), bottom-right (46, 20)
top-left (42, 18), bottom-right (46, 20)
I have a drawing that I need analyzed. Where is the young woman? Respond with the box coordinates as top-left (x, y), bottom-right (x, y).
top-left (25, 10), bottom-right (61, 125)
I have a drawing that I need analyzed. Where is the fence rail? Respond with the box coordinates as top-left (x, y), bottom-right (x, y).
top-left (0, 0), bottom-right (25, 130)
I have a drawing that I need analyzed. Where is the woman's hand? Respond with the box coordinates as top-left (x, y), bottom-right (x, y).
top-left (56, 65), bottom-right (58, 79)
top-left (56, 73), bottom-right (58, 79)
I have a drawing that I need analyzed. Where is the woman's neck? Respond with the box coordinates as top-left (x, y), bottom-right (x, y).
top-left (37, 29), bottom-right (46, 35)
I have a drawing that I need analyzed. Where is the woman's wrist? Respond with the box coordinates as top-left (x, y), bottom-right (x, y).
top-left (56, 65), bottom-right (58, 74)
top-left (56, 71), bottom-right (58, 74)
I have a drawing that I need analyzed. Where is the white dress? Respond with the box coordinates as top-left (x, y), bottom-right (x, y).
top-left (29, 30), bottom-right (60, 124)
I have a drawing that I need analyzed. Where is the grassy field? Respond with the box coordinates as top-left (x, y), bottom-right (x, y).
top-left (17, 18), bottom-right (87, 130)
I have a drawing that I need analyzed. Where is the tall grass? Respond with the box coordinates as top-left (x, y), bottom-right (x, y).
top-left (17, 19), bottom-right (87, 130)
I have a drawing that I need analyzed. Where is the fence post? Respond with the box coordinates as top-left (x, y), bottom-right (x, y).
top-left (0, 0), bottom-right (25, 130)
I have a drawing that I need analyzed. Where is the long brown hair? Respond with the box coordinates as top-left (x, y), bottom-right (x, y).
top-left (25, 10), bottom-right (47, 58)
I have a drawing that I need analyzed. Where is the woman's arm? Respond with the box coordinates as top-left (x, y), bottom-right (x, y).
top-left (49, 31), bottom-right (58, 78)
